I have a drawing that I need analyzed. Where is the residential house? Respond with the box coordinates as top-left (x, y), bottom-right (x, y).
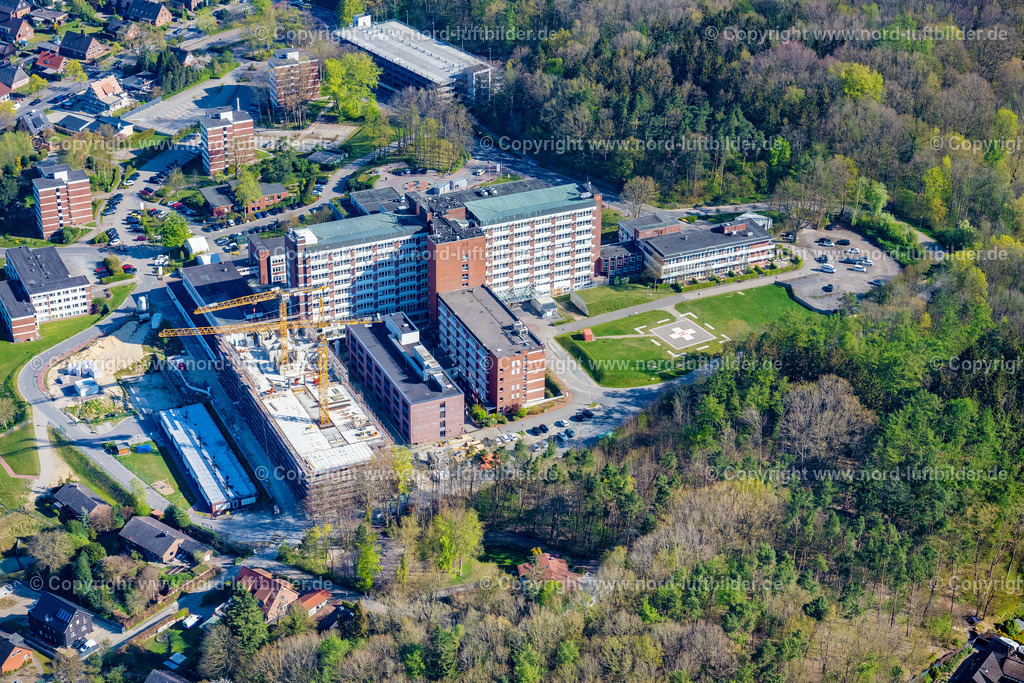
top-left (104, 19), bottom-right (140, 43)
top-left (28, 592), bottom-right (95, 648)
top-left (28, 8), bottom-right (67, 29)
top-left (235, 566), bottom-right (299, 623)
top-left (0, 633), bottom-right (34, 675)
top-left (516, 553), bottom-right (580, 588)
top-left (34, 50), bottom-right (66, 76)
top-left (121, 71), bottom-right (155, 93)
top-left (144, 671), bottom-right (190, 683)
top-left (118, 515), bottom-right (213, 564)
top-left (171, 0), bottom-right (205, 10)
top-left (0, 64), bottom-right (27, 90)
top-left (949, 634), bottom-right (1024, 682)
top-left (16, 108), bottom-right (53, 142)
top-left (169, 46), bottom-right (198, 68)
top-left (52, 482), bottom-right (112, 521)
top-left (58, 31), bottom-right (106, 61)
top-left (0, 42), bottom-right (16, 63)
top-left (0, 0), bottom-right (29, 20)
top-left (296, 590), bottom-right (331, 617)
top-left (0, 17), bottom-right (32, 43)
top-left (119, 0), bottom-right (172, 27)
top-left (77, 75), bottom-right (134, 116)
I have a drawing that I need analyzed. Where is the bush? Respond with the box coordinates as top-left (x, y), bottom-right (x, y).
top-left (92, 232), bottom-right (110, 244)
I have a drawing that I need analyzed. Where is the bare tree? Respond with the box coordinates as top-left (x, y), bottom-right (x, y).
top-left (622, 175), bottom-right (658, 217)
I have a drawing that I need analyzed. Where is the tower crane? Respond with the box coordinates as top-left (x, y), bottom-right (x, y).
top-left (193, 284), bottom-right (327, 365)
top-left (159, 313), bottom-right (378, 428)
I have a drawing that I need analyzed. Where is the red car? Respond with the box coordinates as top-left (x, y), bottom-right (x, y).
top-left (171, 202), bottom-right (182, 208)
top-left (140, 188), bottom-right (153, 195)
top-left (136, 235), bottom-right (147, 241)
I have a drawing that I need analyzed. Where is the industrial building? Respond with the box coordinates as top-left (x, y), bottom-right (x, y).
top-left (437, 286), bottom-right (545, 412)
top-left (158, 404), bottom-right (258, 515)
top-left (340, 14), bottom-right (494, 101)
top-left (347, 313), bottom-right (464, 444)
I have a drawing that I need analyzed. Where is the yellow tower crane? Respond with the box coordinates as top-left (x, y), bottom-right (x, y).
top-left (193, 284), bottom-right (327, 365)
top-left (159, 314), bottom-right (379, 428)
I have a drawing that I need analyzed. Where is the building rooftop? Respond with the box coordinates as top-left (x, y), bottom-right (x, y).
top-left (339, 18), bottom-right (488, 85)
top-left (199, 108), bottom-right (252, 129)
top-left (600, 241), bottom-right (642, 259)
top-left (158, 404), bottom-right (258, 511)
top-left (462, 182), bottom-right (597, 227)
top-left (199, 184), bottom-right (233, 209)
top-left (0, 279), bottom-right (34, 318)
top-left (640, 222), bottom-right (772, 260)
top-left (349, 186), bottom-right (403, 211)
top-left (119, 515), bottom-right (211, 561)
top-left (348, 313), bottom-right (462, 405)
top-left (438, 287), bottom-right (543, 357)
top-left (618, 213), bottom-right (678, 232)
top-left (298, 212), bottom-right (426, 252)
top-left (29, 592), bottom-right (92, 632)
top-left (268, 48), bottom-right (315, 67)
top-left (181, 262), bottom-right (276, 325)
top-left (52, 482), bottom-right (109, 516)
top-left (5, 246), bottom-right (89, 295)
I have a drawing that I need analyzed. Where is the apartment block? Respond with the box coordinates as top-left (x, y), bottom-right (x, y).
top-left (247, 234), bottom-right (288, 285)
top-left (286, 213), bottom-right (430, 323)
top-left (31, 162), bottom-right (91, 238)
top-left (437, 286), bottom-right (545, 413)
top-left (199, 108), bottom-right (254, 177)
top-left (268, 48), bottom-right (319, 109)
top-left (0, 246), bottom-right (91, 341)
top-left (414, 180), bottom-right (602, 316)
top-left (347, 313), bottom-right (465, 444)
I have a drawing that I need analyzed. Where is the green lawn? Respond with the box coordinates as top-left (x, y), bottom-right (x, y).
top-left (0, 427), bottom-right (36, 509)
top-left (588, 310), bottom-right (677, 338)
top-left (119, 444), bottom-right (193, 509)
top-left (50, 429), bottom-right (132, 507)
top-left (142, 623), bottom-right (202, 658)
top-left (573, 283), bottom-right (674, 316)
top-left (343, 118), bottom-right (397, 158)
top-left (676, 284), bottom-right (810, 341)
top-left (479, 174), bottom-right (523, 186)
top-left (559, 284), bottom-right (814, 387)
top-left (601, 208), bottom-right (625, 244)
top-left (480, 543), bottom-right (530, 570)
top-left (1, 425), bottom-right (38, 475)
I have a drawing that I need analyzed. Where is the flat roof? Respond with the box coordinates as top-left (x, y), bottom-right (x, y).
top-left (340, 19), bottom-right (488, 85)
top-left (0, 279), bottom-right (34, 318)
top-left (300, 212), bottom-right (426, 252)
top-left (641, 223), bottom-right (773, 259)
top-left (5, 246), bottom-right (89, 295)
top-left (158, 404), bottom-right (257, 509)
top-left (462, 183), bottom-right (597, 226)
top-left (181, 262), bottom-right (277, 325)
top-left (350, 186), bottom-right (402, 209)
top-left (348, 316), bottom-right (462, 405)
top-left (438, 287), bottom-right (542, 357)
top-left (263, 387), bottom-right (377, 474)
top-left (600, 241), bottom-right (642, 259)
top-left (619, 213), bottom-right (678, 231)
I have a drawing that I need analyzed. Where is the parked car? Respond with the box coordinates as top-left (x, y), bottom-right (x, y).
top-left (122, 264), bottom-right (136, 272)
top-left (565, 428), bottom-right (576, 438)
top-left (539, 423), bottom-right (549, 433)
top-left (582, 408), bottom-right (595, 418)
top-left (821, 263), bottom-right (835, 273)
top-left (868, 279), bottom-right (884, 287)
top-left (836, 239), bottom-right (851, 246)
top-left (136, 235), bottom-right (147, 241)
top-left (554, 419), bottom-right (567, 428)
top-left (852, 264), bottom-right (867, 272)
top-left (823, 283), bottom-right (834, 292)
top-left (847, 247), bottom-right (860, 254)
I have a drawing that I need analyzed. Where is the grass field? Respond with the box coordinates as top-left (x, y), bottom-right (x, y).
top-left (50, 429), bottom-right (132, 507)
top-left (480, 543), bottom-right (531, 570)
top-left (588, 310), bottom-right (677, 338)
top-left (119, 444), bottom-right (193, 509)
top-left (601, 208), bottom-right (625, 244)
top-left (573, 283), bottom-right (674, 316)
top-left (558, 285), bottom-right (813, 387)
top-left (479, 174), bottom-right (523, 186)
top-left (676, 285), bottom-right (809, 340)
top-left (0, 427), bottom-right (37, 509)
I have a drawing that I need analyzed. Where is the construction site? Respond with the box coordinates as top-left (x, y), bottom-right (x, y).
top-left (164, 262), bottom-right (393, 518)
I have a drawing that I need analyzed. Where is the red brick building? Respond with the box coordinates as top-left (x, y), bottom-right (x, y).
top-left (32, 162), bottom-right (91, 238)
top-left (0, 634), bottom-right (34, 675)
top-left (268, 48), bottom-right (320, 109)
top-left (200, 182), bottom-right (290, 217)
top-left (200, 108), bottom-right (255, 177)
top-left (436, 286), bottom-right (545, 414)
top-left (348, 313), bottom-right (464, 444)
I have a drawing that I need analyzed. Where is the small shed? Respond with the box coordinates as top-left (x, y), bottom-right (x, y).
top-left (74, 378), bottom-right (101, 396)
top-left (582, 328), bottom-right (594, 342)
top-left (530, 294), bottom-right (558, 318)
top-left (116, 442), bottom-right (131, 456)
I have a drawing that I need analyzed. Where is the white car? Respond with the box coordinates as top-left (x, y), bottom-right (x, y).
top-left (852, 264), bottom-right (867, 272)
top-left (78, 639), bottom-right (96, 653)
top-left (860, 258), bottom-right (874, 266)
top-left (109, 238), bottom-right (122, 246)
top-left (554, 419), bottom-right (567, 428)
top-left (846, 247), bottom-right (860, 254)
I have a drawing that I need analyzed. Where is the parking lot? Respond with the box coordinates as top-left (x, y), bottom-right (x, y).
top-left (789, 227), bottom-right (902, 311)
top-left (125, 76), bottom-right (255, 135)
